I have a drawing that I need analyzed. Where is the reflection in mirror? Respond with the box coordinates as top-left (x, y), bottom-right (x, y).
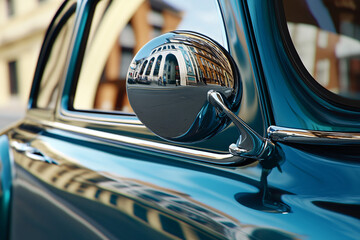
top-left (127, 32), bottom-right (241, 142)
top-left (128, 34), bottom-right (234, 89)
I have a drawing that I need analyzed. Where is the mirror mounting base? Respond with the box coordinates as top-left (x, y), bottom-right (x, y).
top-left (208, 90), bottom-right (275, 161)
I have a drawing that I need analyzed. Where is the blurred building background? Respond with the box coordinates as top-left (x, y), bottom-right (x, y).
top-left (0, 0), bottom-right (223, 129)
top-left (0, 0), bottom-right (62, 128)
top-left (0, 0), bottom-right (183, 128)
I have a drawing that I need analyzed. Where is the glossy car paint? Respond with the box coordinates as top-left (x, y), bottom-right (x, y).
top-left (0, 0), bottom-right (359, 240)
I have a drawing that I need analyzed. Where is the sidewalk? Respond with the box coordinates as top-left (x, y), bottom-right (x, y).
top-left (0, 98), bottom-right (26, 131)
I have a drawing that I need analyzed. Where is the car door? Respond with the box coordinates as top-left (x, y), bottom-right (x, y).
top-left (8, 0), bottom-right (301, 240)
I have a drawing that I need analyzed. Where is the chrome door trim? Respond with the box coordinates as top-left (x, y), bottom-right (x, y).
top-left (28, 117), bottom-right (245, 165)
top-left (268, 126), bottom-right (360, 145)
top-left (59, 108), bottom-right (142, 125)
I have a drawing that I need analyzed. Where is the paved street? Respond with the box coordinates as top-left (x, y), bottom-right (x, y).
top-left (127, 84), bottom-right (234, 140)
top-left (0, 98), bottom-right (26, 131)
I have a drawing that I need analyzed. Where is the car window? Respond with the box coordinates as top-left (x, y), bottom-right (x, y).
top-left (34, 1), bottom-right (77, 109)
top-left (282, 0), bottom-right (360, 103)
top-left (72, 0), bottom-right (227, 113)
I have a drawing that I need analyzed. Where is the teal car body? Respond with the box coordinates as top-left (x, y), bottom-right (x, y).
top-left (1, 0), bottom-right (359, 239)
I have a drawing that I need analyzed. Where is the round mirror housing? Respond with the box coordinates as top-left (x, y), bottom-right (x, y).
top-left (127, 31), bottom-right (241, 142)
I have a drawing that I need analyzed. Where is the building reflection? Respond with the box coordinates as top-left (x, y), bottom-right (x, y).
top-left (128, 35), bottom-right (233, 88)
top-left (283, 0), bottom-right (360, 100)
top-left (11, 138), bottom-right (298, 240)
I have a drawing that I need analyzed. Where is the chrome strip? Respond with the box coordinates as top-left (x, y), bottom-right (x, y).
top-left (60, 109), bottom-right (143, 125)
top-left (30, 118), bottom-right (244, 165)
top-left (268, 125), bottom-right (360, 145)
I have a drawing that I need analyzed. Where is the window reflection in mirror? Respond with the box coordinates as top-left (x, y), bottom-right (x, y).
top-left (73, 0), bottom-right (226, 113)
top-left (282, 0), bottom-right (360, 101)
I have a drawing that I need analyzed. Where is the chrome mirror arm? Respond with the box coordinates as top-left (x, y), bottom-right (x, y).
top-left (208, 90), bottom-right (275, 160)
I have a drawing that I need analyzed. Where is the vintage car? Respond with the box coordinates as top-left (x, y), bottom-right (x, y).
top-left (1, 0), bottom-right (359, 239)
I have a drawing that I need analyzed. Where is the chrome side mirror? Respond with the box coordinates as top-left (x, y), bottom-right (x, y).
top-left (127, 31), bottom-right (274, 160)
top-left (127, 31), bottom-right (240, 142)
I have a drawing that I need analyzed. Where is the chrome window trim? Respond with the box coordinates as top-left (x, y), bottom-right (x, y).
top-left (268, 126), bottom-right (360, 145)
top-left (59, 108), bottom-right (142, 125)
top-left (29, 117), bottom-right (245, 165)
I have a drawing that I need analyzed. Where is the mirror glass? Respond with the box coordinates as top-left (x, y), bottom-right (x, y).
top-left (127, 31), bottom-right (241, 142)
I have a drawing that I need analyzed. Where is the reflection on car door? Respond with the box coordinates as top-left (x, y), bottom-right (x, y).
top-left (11, 122), bottom-right (264, 239)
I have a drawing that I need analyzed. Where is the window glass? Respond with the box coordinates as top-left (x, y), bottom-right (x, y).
top-left (282, 0), bottom-right (360, 101)
top-left (73, 0), bottom-right (226, 113)
top-left (36, 1), bottom-right (76, 109)
top-left (145, 57), bottom-right (154, 76)
top-left (153, 55), bottom-right (162, 76)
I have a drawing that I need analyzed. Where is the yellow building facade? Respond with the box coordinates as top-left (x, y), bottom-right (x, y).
top-left (0, 0), bottom-right (62, 107)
